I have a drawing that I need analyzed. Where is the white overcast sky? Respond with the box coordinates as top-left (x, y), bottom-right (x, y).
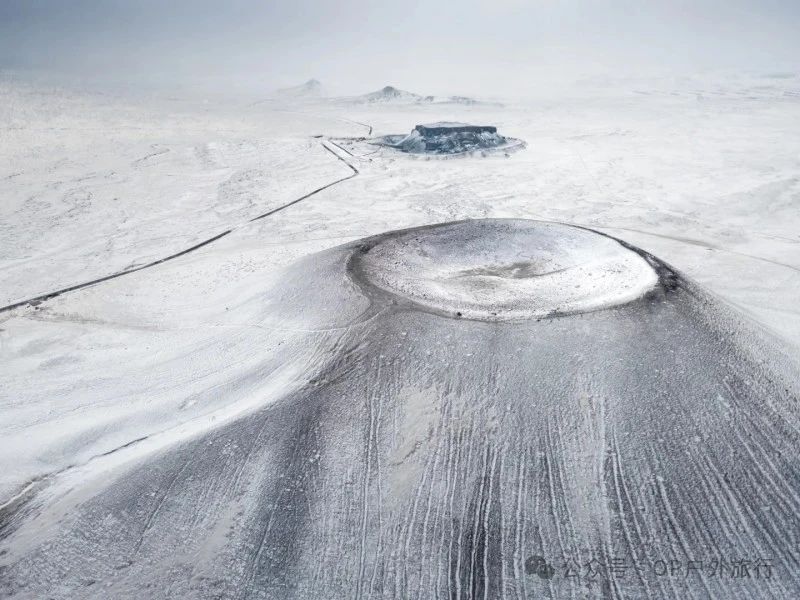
top-left (1, 0), bottom-right (798, 95)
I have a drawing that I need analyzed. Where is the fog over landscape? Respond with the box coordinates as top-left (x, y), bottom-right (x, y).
top-left (1, 0), bottom-right (799, 95)
top-left (1, 1), bottom-right (800, 599)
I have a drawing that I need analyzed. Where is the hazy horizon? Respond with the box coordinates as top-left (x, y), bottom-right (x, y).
top-left (2, 0), bottom-right (799, 96)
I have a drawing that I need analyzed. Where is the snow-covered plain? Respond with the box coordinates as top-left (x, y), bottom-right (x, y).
top-left (1, 71), bottom-right (800, 598)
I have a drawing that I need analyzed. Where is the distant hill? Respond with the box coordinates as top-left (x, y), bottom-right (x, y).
top-left (356, 85), bottom-right (424, 103)
top-left (275, 79), bottom-right (324, 98)
top-left (347, 85), bottom-right (502, 106)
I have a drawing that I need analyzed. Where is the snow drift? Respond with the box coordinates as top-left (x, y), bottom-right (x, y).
top-left (2, 219), bottom-right (800, 599)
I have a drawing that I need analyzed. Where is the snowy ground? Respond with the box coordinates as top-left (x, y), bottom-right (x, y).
top-left (1, 71), bottom-right (800, 597)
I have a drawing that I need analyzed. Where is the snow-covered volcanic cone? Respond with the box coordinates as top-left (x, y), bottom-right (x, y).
top-left (2, 219), bottom-right (800, 599)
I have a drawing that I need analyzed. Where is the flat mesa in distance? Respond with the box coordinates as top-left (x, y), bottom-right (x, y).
top-left (414, 122), bottom-right (497, 135)
top-left (375, 121), bottom-right (525, 156)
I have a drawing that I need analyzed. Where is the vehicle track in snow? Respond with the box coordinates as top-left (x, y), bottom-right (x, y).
top-left (0, 139), bottom-right (363, 315)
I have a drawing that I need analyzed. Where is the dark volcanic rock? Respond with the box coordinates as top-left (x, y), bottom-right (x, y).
top-left (415, 123), bottom-right (497, 136)
top-left (379, 122), bottom-right (523, 155)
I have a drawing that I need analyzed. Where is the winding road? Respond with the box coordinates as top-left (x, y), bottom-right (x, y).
top-left (0, 137), bottom-right (364, 314)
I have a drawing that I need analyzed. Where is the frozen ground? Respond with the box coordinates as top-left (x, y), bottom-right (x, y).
top-left (1, 71), bottom-right (800, 598)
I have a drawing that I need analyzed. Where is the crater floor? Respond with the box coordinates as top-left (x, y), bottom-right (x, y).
top-left (354, 219), bottom-right (659, 320)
